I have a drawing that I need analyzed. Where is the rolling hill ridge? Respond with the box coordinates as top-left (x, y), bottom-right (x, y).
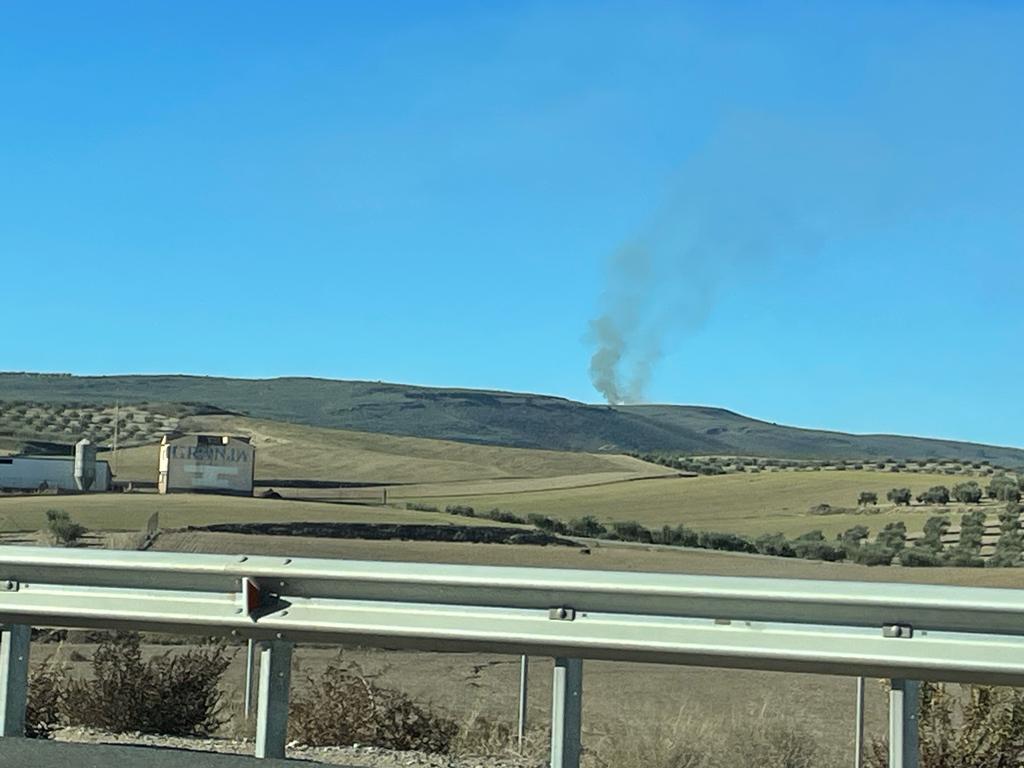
top-left (0, 373), bottom-right (1020, 465)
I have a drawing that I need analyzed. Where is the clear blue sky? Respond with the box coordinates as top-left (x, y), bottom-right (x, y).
top-left (1, 2), bottom-right (1021, 447)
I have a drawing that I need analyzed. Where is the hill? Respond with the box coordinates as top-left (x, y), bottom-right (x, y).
top-left (1, 372), bottom-right (1021, 465)
top-left (100, 413), bottom-right (664, 485)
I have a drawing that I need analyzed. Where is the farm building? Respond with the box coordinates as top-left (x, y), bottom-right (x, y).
top-left (0, 440), bottom-right (111, 492)
top-left (158, 434), bottom-right (255, 496)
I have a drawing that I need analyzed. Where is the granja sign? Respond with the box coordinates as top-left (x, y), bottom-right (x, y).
top-left (167, 445), bottom-right (252, 463)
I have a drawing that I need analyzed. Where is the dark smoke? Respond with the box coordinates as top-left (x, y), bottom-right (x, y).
top-left (587, 117), bottom-right (823, 404)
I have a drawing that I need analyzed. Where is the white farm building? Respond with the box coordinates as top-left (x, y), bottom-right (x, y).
top-left (0, 446), bottom-right (111, 493)
top-left (158, 434), bottom-right (255, 496)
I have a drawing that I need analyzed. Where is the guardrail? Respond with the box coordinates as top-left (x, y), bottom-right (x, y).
top-left (1, 546), bottom-right (1023, 767)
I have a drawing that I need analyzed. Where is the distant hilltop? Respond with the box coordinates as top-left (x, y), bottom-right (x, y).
top-left (0, 372), bottom-right (1021, 466)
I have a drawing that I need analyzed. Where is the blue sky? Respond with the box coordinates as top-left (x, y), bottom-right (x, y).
top-left (1, 2), bottom-right (1021, 446)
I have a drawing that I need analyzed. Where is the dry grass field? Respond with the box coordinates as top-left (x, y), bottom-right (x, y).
top-left (0, 493), bottom-right (506, 533)
top-left (394, 468), bottom-right (1006, 538)
top-left (154, 529), bottom-right (1024, 587)
top-left (99, 414), bottom-right (666, 485)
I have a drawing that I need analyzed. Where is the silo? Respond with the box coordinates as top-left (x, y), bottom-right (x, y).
top-left (73, 438), bottom-right (97, 491)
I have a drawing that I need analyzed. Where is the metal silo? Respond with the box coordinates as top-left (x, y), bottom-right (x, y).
top-left (73, 438), bottom-right (97, 491)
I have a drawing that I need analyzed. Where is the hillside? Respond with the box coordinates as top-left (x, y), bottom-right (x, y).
top-left (99, 413), bottom-right (664, 485)
top-left (1, 372), bottom-right (1021, 465)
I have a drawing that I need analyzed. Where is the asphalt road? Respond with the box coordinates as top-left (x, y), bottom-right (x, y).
top-left (0, 739), bottom-right (337, 768)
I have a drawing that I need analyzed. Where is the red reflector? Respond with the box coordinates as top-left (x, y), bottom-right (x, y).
top-left (241, 577), bottom-right (261, 616)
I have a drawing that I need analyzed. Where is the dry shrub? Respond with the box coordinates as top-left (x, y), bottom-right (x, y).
top-left (450, 709), bottom-right (548, 763)
top-left (61, 632), bottom-right (231, 737)
top-left (590, 709), bottom-right (830, 768)
top-left (289, 659), bottom-right (458, 752)
top-left (868, 682), bottom-right (1024, 767)
top-left (26, 655), bottom-right (68, 738)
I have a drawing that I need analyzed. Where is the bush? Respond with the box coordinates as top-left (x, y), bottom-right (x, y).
top-left (838, 525), bottom-right (870, 554)
top-left (999, 503), bottom-right (1021, 534)
top-left (289, 659), bottom-right (457, 752)
top-left (985, 475), bottom-right (1022, 501)
top-left (899, 547), bottom-right (943, 567)
top-left (887, 488), bottom-right (913, 506)
top-left (858, 491), bottom-right (878, 506)
top-left (869, 682), bottom-right (1024, 768)
top-left (850, 543), bottom-right (896, 566)
top-left (790, 530), bottom-right (845, 562)
top-left (45, 509), bottom-right (86, 546)
top-left (26, 656), bottom-right (67, 738)
top-left (957, 510), bottom-right (986, 550)
top-left (697, 531), bottom-right (756, 553)
top-left (916, 486), bottom-right (950, 505)
top-left (876, 521), bottom-right (907, 552)
top-left (754, 533), bottom-right (795, 558)
top-left (527, 513), bottom-right (569, 535)
top-left (61, 632), bottom-right (230, 736)
top-left (952, 481), bottom-right (983, 504)
top-left (484, 508), bottom-right (525, 524)
top-left (567, 515), bottom-right (607, 538)
top-left (444, 504), bottom-right (475, 517)
top-left (943, 548), bottom-right (985, 568)
top-left (405, 502), bottom-right (440, 513)
top-left (918, 516), bottom-right (950, 553)
top-left (610, 520), bottom-right (654, 543)
top-left (655, 525), bottom-right (700, 547)
top-left (987, 546), bottom-right (1021, 568)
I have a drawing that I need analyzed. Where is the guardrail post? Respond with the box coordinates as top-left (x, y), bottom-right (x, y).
top-left (518, 654), bottom-right (529, 751)
top-left (0, 624), bottom-right (30, 738)
top-left (244, 638), bottom-right (256, 719)
top-left (889, 679), bottom-right (920, 768)
top-left (255, 639), bottom-right (292, 759)
top-left (550, 657), bottom-right (582, 768)
top-left (855, 676), bottom-right (865, 768)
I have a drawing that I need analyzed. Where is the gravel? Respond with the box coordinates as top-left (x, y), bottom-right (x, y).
top-left (50, 727), bottom-right (545, 768)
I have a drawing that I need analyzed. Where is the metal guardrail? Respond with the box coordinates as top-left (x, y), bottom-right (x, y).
top-left (1, 546), bottom-right (1023, 767)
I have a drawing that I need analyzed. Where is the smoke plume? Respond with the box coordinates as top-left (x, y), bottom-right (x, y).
top-left (587, 118), bottom-right (824, 404)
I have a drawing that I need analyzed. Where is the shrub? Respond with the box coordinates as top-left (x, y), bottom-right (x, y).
top-left (900, 547), bottom-right (943, 567)
top-left (289, 659), bottom-right (457, 752)
top-left (869, 682), bottom-right (1024, 768)
top-left (952, 481), bottom-right (983, 504)
top-left (858, 491), bottom-right (878, 506)
top-left (957, 510), bottom-right (986, 550)
top-left (789, 530), bottom-right (845, 562)
top-left (405, 502), bottom-right (440, 513)
top-left (697, 531), bottom-right (756, 553)
top-left (838, 525), bottom-right (870, 552)
top-left (656, 525), bottom-right (699, 548)
top-left (876, 521), bottom-right (907, 552)
top-left (567, 515), bottom-right (607, 538)
top-left (887, 488), bottom-right (913, 506)
top-left (26, 656), bottom-right (67, 738)
top-left (527, 513), bottom-right (568, 535)
top-left (484, 508), bottom-right (525, 524)
top-left (999, 486), bottom-right (1022, 503)
top-left (987, 475), bottom-right (1022, 502)
top-left (850, 543), bottom-right (896, 566)
top-left (918, 516), bottom-right (950, 553)
top-left (754, 533), bottom-right (795, 558)
top-left (61, 632), bottom-right (230, 736)
top-left (943, 548), bottom-right (985, 567)
top-left (45, 509), bottom-right (86, 546)
top-left (987, 546), bottom-right (1021, 568)
top-left (998, 503), bottom-right (1021, 534)
top-left (444, 504), bottom-right (475, 517)
top-left (916, 486), bottom-right (950, 505)
top-left (610, 520), bottom-right (653, 543)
